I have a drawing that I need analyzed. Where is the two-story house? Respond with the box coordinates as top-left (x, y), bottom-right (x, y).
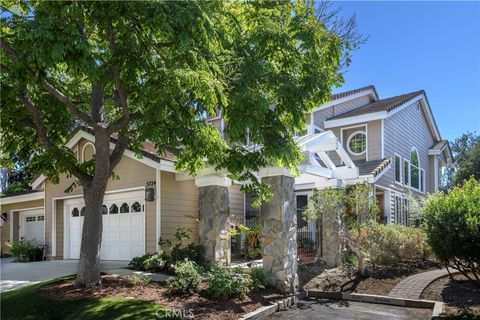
top-left (0, 85), bottom-right (451, 267)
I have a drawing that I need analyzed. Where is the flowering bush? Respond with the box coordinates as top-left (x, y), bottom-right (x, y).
top-left (206, 266), bottom-right (253, 301)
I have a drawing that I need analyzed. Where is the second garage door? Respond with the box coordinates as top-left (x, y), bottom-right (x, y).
top-left (65, 190), bottom-right (145, 260)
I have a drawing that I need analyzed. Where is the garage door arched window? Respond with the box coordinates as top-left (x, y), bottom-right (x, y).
top-left (347, 131), bottom-right (367, 156)
top-left (102, 205), bottom-right (108, 215)
top-left (120, 203), bottom-right (130, 213)
top-left (80, 207), bottom-right (85, 216)
top-left (71, 208), bottom-right (79, 217)
top-left (109, 204), bottom-right (118, 214)
top-left (131, 202), bottom-right (141, 213)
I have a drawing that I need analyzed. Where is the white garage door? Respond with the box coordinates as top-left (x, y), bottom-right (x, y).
top-left (66, 190), bottom-right (145, 260)
top-left (20, 209), bottom-right (45, 243)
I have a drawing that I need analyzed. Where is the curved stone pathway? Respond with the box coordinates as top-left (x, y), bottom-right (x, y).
top-left (388, 268), bottom-right (450, 299)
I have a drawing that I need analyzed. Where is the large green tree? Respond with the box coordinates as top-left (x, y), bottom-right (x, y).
top-left (444, 131), bottom-right (480, 187)
top-left (1, 1), bottom-right (358, 287)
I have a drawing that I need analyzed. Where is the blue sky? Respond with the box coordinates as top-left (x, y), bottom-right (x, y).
top-left (329, 1), bottom-right (480, 142)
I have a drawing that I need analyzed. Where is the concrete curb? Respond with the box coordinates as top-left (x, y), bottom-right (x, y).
top-left (239, 292), bottom-right (306, 320)
top-left (307, 290), bottom-right (443, 318)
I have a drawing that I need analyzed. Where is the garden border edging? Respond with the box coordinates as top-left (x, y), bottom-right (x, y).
top-left (307, 290), bottom-right (443, 318)
top-left (239, 291), bottom-right (306, 320)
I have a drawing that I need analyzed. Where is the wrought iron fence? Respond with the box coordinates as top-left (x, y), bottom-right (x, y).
top-left (297, 227), bottom-right (318, 257)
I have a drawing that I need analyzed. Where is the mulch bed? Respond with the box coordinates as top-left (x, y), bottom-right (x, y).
top-left (302, 259), bottom-right (441, 296)
top-left (420, 274), bottom-right (480, 318)
top-left (40, 274), bottom-right (282, 320)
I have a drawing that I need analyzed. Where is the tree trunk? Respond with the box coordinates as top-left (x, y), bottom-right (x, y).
top-left (75, 131), bottom-right (111, 287)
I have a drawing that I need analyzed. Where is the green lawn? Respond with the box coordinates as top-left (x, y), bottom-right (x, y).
top-left (1, 277), bottom-right (174, 320)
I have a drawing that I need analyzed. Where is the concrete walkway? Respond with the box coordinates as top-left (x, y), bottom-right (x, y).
top-left (388, 268), bottom-right (450, 299)
top-left (0, 258), bottom-right (128, 292)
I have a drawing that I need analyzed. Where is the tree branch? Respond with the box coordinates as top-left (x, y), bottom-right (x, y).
top-left (90, 82), bottom-right (104, 123)
top-left (106, 23), bottom-right (130, 133)
top-left (109, 133), bottom-right (128, 171)
top-left (41, 81), bottom-right (96, 126)
top-left (1, 37), bottom-right (96, 127)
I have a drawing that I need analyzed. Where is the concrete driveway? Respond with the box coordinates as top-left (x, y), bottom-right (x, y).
top-left (266, 299), bottom-right (433, 320)
top-left (0, 258), bottom-right (128, 292)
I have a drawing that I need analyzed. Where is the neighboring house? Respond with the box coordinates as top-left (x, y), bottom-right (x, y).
top-left (0, 85), bottom-right (451, 268)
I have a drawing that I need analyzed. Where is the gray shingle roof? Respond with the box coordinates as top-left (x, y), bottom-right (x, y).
top-left (430, 140), bottom-right (448, 151)
top-left (354, 158), bottom-right (392, 177)
top-left (327, 90), bottom-right (425, 121)
top-left (331, 85), bottom-right (378, 101)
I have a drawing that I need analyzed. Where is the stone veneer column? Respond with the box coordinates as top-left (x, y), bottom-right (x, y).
top-left (261, 175), bottom-right (299, 294)
top-left (320, 214), bottom-right (341, 267)
top-left (198, 185), bottom-right (231, 266)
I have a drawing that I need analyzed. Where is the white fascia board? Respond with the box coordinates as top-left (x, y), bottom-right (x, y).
top-left (331, 166), bottom-right (359, 180)
top-left (30, 175), bottom-right (46, 190)
top-left (195, 175), bottom-right (232, 187)
top-left (324, 111), bottom-right (387, 129)
top-left (310, 89), bottom-right (377, 113)
top-left (258, 166), bottom-right (295, 178)
top-left (0, 191), bottom-right (45, 205)
top-left (298, 165), bottom-right (333, 179)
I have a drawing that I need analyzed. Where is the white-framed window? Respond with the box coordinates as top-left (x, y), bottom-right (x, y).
top-left (410, 148), bottom-right (420, 190)
top-left (394, 154), bottom-right (402, 184)
top-left (394, 194), bottom-right (409, 226)
top-left (81, 142), bottom-right (95, 163)
top-left (347, 130), bottom-right (367, 156)
top-left (403, 159), bottom-right (410, 186)
top-left (420, 169), bottom-right (425, 193)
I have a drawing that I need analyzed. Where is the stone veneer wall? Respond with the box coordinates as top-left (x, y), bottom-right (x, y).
top-left (198, 185), bottom-right (231, 266)
top-left (261, 175), bottom-right (299, 293)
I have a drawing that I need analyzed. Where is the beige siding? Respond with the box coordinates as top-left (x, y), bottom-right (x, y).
top-left (327, 120), bottom-right (382, 165)
top-left (312, 94), bottom-right (374, 129)
top-left (160, 172), bottom-right (199, 249)
top-left (376, 101), bottom-right (435, 196)
top-left (45, 138), bottom-right (157, 258)
top-left (0, 199), bottom-right (45, 253)
top-left (367, 120), bottom-right (382, 161)
top-left (229, 185), bottom-right (245, 227)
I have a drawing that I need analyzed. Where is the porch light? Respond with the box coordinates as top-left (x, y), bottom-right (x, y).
top-left (145, 181), bottom-right (156, 201)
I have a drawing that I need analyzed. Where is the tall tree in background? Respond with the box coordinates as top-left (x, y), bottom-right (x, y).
top-left (1, 1), bottom-right (361, 287)
top-left (444, 132), bottom-right (480, 187)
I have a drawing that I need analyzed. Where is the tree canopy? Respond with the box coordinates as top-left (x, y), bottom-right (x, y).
top-left (1, 1), bottom-right (356, 197)
top-left (444, 131), bottom-right (480, 187)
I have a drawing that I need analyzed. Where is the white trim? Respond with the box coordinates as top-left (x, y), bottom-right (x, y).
top-left (52, 198), bottom-right (56, 257)
top-left (310, 88), bottom-right (378, 113)
top-left (381, 119), bottom-right (385, 159)
top-left (30, 175), bottom-right (46, 191)
top-left (394, 153), bottom-right (403, 185)
top-left (325, 111), bottom-right (387, 129)
top-left (403, 159), bottom-right (411, 187)
top-left (346, 130), bottom-right (367, 157)
top-left (324, 93), bottom-right (442, 142)
top-left (0, 191), bottom-right (44, 205)
top-left (81, 141), bottom-right (95, 163)
top-left (155, 169), bottom-right (161, 251)
top-left (434, 156), bottom-right (439, 193)
top-left (9, 210), bottom-right (14, 243)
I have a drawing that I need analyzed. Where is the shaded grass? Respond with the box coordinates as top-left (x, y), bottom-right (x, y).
top-left (1, 277), bottom-right (174, 320)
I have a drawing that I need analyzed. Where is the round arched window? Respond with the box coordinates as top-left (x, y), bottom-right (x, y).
top-left (347, 131), bottom-right (367, 155)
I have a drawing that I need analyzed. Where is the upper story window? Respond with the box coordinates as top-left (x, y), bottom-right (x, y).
top-left (394, 154), bottom-right (402, 183)
top-left (81, 142), bottom-right (95, 163)
top-left (410, 149), bottom-right (420, 189)
top-left (347, 131), bottom-right (367, 156)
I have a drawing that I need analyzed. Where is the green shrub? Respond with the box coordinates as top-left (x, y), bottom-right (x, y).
top-left (129, 253), bottom-right (153, 270)
top-left (344, 251), bottom-right (359, 268)
top-left (206, 266), bottom-right (253, 301)
top-left (166, 260), bottom-right (203, 295)
top-left (128, 274), bottom-right (151, 285)
top-left (143, 251), bottom-right (167, 272)
top-left (170, 243), bottom-right (204, 266)
top-left (424, 177), bottom-right (480, 285)
top-left (8, 239), bottom-right (43, 262)
top-left (250, 267), bottom-right (271, 290)
top-left (356, 223), bottom-right (431, 266)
